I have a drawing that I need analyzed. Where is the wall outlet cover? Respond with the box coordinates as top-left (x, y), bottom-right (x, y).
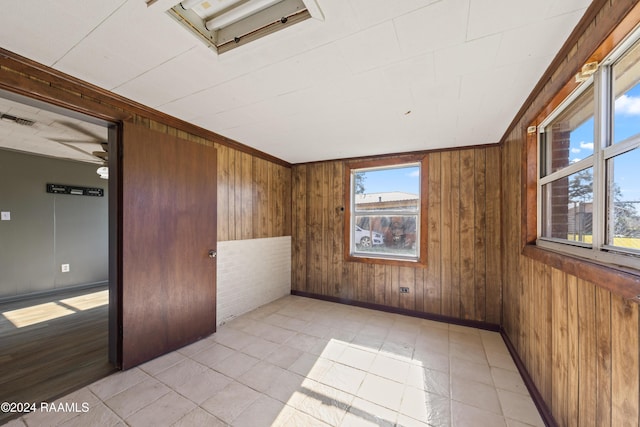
top-left (61, 264), bottom-right (70, 273)
top-left (1, 211), bottom-right (10, 220)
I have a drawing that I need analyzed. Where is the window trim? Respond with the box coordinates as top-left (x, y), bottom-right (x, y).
top-left (344, 154), bottom-right (428, 267)
top-left (521, 9), bottom-right (640, 301)
top-left (535, 26), bottom-right (640, 270)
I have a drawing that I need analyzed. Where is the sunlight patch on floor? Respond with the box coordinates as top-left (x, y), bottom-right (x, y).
top-left (2, 289), bottom-right (108, 328)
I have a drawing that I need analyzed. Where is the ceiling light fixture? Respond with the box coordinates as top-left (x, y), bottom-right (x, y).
top-left (167, 0), bottom-right (323, 54)
top-left (96, 166), bottom-right (109, 180)
top-left (205, 0), bottom-right (281, 30)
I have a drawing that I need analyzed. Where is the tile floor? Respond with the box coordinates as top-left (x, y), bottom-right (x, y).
top-left (6, 295), bottom-right (544, 427)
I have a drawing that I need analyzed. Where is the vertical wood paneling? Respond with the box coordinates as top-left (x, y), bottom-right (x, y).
top-left (291, 145), bottom-right (502, 323)
top-left (551, 268), bottom-right (568, 426)
top-left (474, 148), bottom-right (487, 321)
top-left (485, 146), bottom-right (501, 324)
top-left (291, 165), bottom-right (307, 291)
top-left (459, 149), bottom-right (475, 319)
top-left (595, 286), bottom-right (612, 427)
top-left (440, 151), bottom-right (454, 317)
top-left (577, 280), bottom-right (597, 426)
top-left (450, 151), bottom-right (461, 318)
top-left (611, 295), bottom-right (639, 426)
top-left (426, 151), bottom-right (442, 314)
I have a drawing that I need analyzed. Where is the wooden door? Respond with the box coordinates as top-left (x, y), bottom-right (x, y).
top-left (120, 123), bottom-right (217, 369)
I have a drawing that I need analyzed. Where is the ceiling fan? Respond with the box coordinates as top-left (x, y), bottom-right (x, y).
top-left (47, 120), bottom-right (109, 179)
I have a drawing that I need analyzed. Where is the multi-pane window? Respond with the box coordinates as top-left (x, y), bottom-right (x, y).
top-left (346, 156), bottom-right (427, 264)
top-left (538, 30), bottom-right (640, 268)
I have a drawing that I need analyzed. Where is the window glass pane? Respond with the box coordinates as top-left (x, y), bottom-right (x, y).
top-left (607, 148), bottom-right (640, 249)
top-left (542, 86), bottom-right (594, 175)
top-left (541, 168), bottom-right (593, 244)
top-left (613, 38), bottom-right (640, 144)
top-left (354, 165), bottom-right (419, 212)
top-left (353, 215), bottom-right (417, 258)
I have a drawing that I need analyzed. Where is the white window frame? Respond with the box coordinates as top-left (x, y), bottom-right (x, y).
top-left (537, 26), bottom-right (640, 270)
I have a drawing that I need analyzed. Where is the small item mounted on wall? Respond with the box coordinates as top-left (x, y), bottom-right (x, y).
top-left (46, 183), bottom-right (104, 197)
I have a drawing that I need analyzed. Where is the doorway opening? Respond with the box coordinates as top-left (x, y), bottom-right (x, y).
top-left (0, 90), bottom-right (118, 423)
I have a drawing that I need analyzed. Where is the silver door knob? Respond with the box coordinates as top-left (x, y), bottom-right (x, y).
top-left (208, 250), bottom-right (217, 258)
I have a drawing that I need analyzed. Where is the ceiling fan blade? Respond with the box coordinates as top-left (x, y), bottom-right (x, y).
top-left (56, 120), bottom-right (106, 142)
top-left (92, 151), bottom-right (108, 161)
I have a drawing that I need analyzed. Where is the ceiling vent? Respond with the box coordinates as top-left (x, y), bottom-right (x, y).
top-left (0, 113), bottom-right (35, 127)
top-left (167, 0), bottom-right (323, 54)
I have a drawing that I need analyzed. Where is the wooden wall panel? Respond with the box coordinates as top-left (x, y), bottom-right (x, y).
top-left (215, 145), bottom-right (290, 242)
top-left (291, 145), bottom-right (502, 323)
top-left (500, 2), bottom-right (640, 425)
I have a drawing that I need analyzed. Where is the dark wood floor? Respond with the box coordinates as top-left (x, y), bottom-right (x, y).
top-left (0, 286), bottom-right (115, 424)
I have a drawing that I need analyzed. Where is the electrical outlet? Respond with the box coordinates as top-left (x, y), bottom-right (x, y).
top-left (1, 211), bottom-right (10, 221)
top-left (61, 264), bottom-right (70, 273)
top-left (400, 287), bottom-right (410, 294)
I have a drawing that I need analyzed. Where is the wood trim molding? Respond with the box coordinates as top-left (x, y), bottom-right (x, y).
top-left (343, 154), bottom-right (429, 268)
top-left (0, 48), bottom-right (291, 168)
top-left (523, 245), bottom-right (640, 302)
top-left (500, 328), bottom-right (558, 427)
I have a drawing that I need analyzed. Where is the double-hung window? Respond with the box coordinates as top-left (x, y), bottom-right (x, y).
top-left (537, 28), bottom-right (640, 269)
top-left (345, 155), bottom-right (427, 266)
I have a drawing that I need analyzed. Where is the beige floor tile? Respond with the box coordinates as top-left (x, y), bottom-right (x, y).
top-left (211, 327), bottom-right (255, 350)
top-left (201, 381), bottom-right (261, 424)
top-left (231, 395), bottom-right (287, 427)
top-left (451, 377), bottom-right (502, 415)
top-left (57, 402), bottom-right (123, 427)
top-left (297, 380), bottom-right (353, 425)
top-left (125, 391), bottom-right (196, 427)
top-left (155, 359), bottom-right (231, 404)
top-left (369, 353), bottom-right (411, 383)
top-left (89, 368), bottom-right (149, 400)
top-left (341, 397), bottom-right (397, 427)
top-left (413, 348), bottom-right (450, 373)
top-left (238, 360), bottom-right (287, 393)
top-left (336, 346), bottom-right (377, 370)
top-left (24, 296), bottom-right (545, 427)
top-left (265, 369), bottom-right (306, 403)
top-left (139, 351), bottom-right (187, 377)
top-left (491, 367), bottom-right (529, 395)
top-left (105, 377), bottom-right (170, 419)
top-left (210, 351), bottom-right (259, 379)
top-left (497, 389), bottom-right (545, 427)
top-left (319, 362), bottom-right (367, 395)
top-left (175, 336), bottom-right (216, 357)
top-left (276, 407), bottom-right (332, 427)
top-left (451, 401), bottom-right (507, 427)
top-left (357, 374), bottom-right (405, 411)
top-left (188, 342), bottom-right (235, 369)
top-left (286, 332), bottom-right (326, 354)
top-left (266, 344), bottom-right (305, 369)
top-left (172, 407), bottom-right (226, 426)
top-left (450, 357), bottom-right (493, 385)
top-left (241, 337), bottom-right (280, 359)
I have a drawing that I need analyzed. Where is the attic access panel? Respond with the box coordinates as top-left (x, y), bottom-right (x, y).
top-left (167, 0), bottom-right (323, 54)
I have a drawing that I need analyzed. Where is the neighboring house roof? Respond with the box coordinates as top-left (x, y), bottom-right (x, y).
top-left (355, 192), bottom-right (418, 204)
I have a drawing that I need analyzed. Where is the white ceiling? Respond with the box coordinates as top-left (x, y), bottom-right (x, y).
top-left (0, 96), bottom-right (108, 164)
top-left (0, 0), bottom-right (592, 163)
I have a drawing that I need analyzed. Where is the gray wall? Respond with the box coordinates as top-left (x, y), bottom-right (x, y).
top-left (0, 149), bottom-right (108, 299)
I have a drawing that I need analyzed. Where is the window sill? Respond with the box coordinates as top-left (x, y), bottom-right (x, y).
top-left (345, 253), bottom-right (427, 268)
top-left (522, 244), bottom-right (640, 302)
